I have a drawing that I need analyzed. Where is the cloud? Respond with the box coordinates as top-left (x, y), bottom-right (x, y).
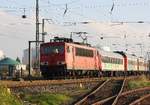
top-left (71, 22), bottom-right (150, 57)
top-left (0, 10), bottom-right (35, 59)
top-left (0, 9), bottom-right (149, 59)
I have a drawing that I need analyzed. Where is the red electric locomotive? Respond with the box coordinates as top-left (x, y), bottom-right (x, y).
top-left (40, 37), bottom-right (102, 79)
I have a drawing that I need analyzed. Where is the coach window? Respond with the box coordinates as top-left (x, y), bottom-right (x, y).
top-left (109, 58), bottom-right (111, 63)
top-left (116, 59), bottom-right (118, 64)
top-left (115, 59), bottom-right (117, 64)
top-left (102, 57), bottom-right (105, 62)
top-left (119, 59), bottom-right (121, 64)
top-left (44, 47), bottom-right (49, 54)
top-left (108, 57), bottom-right (110, 63)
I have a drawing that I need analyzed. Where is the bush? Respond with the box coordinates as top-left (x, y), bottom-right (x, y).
top-left (0, 85), bottom-right (22, 105)
top-left (128, 75), bottom-right (150, 89)
top-left (24, 93), bottom-right (72, 105)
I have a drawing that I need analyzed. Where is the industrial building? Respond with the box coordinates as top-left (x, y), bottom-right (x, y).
top-left (22, 48), bottom-right (38, 67)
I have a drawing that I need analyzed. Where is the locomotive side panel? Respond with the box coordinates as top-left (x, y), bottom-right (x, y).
top-left (65, 43), bottom-right (100, 70)
top-left (65, 44), bottom-right (74, 69)
top-left (73, 46), bottom-right (97, 70)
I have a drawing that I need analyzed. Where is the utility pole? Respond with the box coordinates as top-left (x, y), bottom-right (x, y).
top-left (136, 43), bottom-right (143, 57)
top-left (42, 19), bottom-right (45, 42)
top-left (35, 0), bottom-right (40, 67)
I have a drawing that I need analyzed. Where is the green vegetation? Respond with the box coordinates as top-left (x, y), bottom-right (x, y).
top-left (0, 85), bottom-right (22, 105)
top-left (24, 93), bottom-right (72, 105)
top-left (128, 75), bottom-right (150, 89)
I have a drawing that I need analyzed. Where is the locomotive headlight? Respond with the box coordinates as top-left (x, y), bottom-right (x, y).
top-left (40, 62), bottom-right (48, 65)
top-left (57, 61), bottom-right (65, 65)
top-left (40, 62), bottom-right (44, 65)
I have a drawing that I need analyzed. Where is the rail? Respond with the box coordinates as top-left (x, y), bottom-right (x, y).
top-left (0, 78), bottom-right (103, 88)
top-left (92, 78), bottom-right (125, 105)
top-left (74, 79), bottom-right (110, 105)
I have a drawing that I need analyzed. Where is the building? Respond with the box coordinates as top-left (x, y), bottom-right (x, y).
top-left (0, 57), bottom-right (26, 79)
top-left (22, 48), bottom-right (38, 66)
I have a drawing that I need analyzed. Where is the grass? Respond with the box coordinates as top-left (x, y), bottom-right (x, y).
top-left (24, 93), bottom-right (72, 105)
top-left (21, 87), bottom-right (89, 105)
top-left (0, 85), bottom-right (22, 105)
top-left (128, 75), bottom-right (150, 89)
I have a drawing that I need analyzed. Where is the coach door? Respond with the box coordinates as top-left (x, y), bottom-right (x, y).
top-left (94, 50), bottom-right (97, 70)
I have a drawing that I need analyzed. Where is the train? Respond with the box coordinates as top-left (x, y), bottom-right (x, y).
top-left (40, 37), bottom-right (149, 79)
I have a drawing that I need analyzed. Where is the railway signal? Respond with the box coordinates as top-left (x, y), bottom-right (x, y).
top-left (21, 8), bottom-right (27, 19)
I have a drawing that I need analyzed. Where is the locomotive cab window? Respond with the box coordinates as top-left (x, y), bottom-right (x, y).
top-left (42, 45), bottom-right (64, 54)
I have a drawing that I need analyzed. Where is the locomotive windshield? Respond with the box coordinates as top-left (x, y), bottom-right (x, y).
top-left (41, 45), bottom-right (64, 54)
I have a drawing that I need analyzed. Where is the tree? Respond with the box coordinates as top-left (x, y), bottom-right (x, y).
top-left (16, 57), bottom-right (21, 63)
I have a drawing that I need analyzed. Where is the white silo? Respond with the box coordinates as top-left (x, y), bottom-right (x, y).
top-left (0, 50), bottom-right (5, 60)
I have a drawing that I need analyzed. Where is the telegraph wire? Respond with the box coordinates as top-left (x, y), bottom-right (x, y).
top-left (0, 1), bottom-right (149, 10)
top-left (45, 0), bottom-right (80, 6)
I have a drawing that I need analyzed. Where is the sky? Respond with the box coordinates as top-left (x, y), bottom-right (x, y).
top-left (0, 0), bottom-right (150, 60)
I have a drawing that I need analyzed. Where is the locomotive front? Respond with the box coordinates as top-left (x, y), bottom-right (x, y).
top-left (40, 37), bottom-right (72, 79)
top-left (40, 43), bottom-right (65, 78)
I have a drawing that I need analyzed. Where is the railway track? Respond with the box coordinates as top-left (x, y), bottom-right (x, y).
top-left (115, 87), bottom-right (150, 105)
top-left (73, 78), bottom-right (126, 105)
top-left (129, 94), bottom-right (150, 105)
top-left (1, 76), bottom-right (149, 105)
top-left (0, 76), bottom-right (133, 88)
top-left (0, 78), bottom-right (104, 88)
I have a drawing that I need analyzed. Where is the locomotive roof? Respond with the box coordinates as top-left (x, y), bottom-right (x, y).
top-left (41, 39), bottom-right (96, 50)
top-left (48, 37), bottom-right (92, 46)
top-left (98, 49), bottom-right (123, 59)
top-left (138, 57), bottom-right (145, 61)
top-left (124, 53), bottom-right (138, 61)
top-left (114, 51), bottom-right (138, 60)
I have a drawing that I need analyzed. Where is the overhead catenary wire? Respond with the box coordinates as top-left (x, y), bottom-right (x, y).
top-left (63, 4), bottom-right (68, 16)
top-left (0, 1), bottom-right (149, 25)
top-left (0, 1), bottom-right (149, 15)
top-left (110, 1), bottom-right (115, 14)
top-left (0, 1), bottom-right (150, 28)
